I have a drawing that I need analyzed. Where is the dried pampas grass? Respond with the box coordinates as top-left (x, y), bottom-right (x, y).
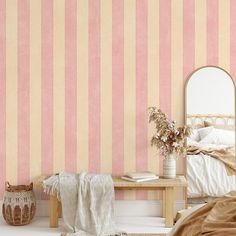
top-left (148, 107), bottom-right (191, 158)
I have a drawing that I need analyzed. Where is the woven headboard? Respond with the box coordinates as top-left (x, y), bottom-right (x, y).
top-left (187, 114), bottom-right (235, 130)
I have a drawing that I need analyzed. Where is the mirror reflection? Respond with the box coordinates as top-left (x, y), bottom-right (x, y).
top-left (185, 66), bottom-right (235, 204)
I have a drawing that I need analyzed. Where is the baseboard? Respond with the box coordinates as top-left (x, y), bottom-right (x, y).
top-left (0, 200), bottom-right (185, 217)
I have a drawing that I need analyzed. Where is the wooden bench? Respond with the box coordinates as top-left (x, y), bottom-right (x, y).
top-left (34, 175), bottom-right (187, 228)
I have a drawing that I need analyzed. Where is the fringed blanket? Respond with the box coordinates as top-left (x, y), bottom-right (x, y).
top-left (187, 146), bottom-right (236, 176)
top-left (43, 172), bottom-right (126, 236)
top-left (169, 193), bottom-right (236, 236)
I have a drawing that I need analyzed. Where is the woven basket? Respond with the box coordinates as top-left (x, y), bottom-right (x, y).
top-left (2, 182), bottom-right (36, 226)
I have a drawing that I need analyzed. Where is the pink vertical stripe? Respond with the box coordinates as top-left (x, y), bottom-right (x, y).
top-left (136, 0), bottom-right (148, 200)
top-left (88, 0), bottom-right (101, 173)
top-left (230, 0), bottom-right (236, 81)
top-left (159, 0), bottom-right (171, 176)
top-left (159, 0), bottom-right (171, 118)
top-left (0, 0), bottom-right (6, 197)
top-left (183, 0), bottom-right (195, 200)
top-left (112, 0), bottom-right (124, 200)
top-left (18, 0), bottom-right (30, 184)
top-left (65, 0), bottom-right (77, 172)
top-left (41, 0), bottom-right (53, 175)
top-left (183, 0), bottom-right (195, 79)
top-left (207, 0), bottom-right (218, 65)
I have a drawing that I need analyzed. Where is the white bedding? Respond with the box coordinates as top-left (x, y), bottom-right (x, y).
top-left (187, 127), bottom-right (236, 198)
top-left (187, 153), bottom-right (236, 198)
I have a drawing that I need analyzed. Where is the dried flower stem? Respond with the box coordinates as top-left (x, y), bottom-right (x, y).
top-left (148, 107), bottom-right (191, 159)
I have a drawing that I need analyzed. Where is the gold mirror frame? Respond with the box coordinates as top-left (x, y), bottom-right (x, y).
top-left (184, 65), bottom-right (236, 204)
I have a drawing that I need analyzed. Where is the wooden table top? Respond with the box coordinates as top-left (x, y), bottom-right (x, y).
top-left (34, 175), bottom-right (187, 189)
top-left (113, 175), bottom-right (188, 188)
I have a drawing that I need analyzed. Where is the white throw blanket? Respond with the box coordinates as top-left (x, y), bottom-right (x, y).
top-left (43, 172), bottom-right (126, 236)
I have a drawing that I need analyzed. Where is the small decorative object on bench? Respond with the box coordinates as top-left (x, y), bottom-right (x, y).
top-left (2, 182), bottom-right (36, 226)
top-left (121, 171), bottom-right (159, 182)
top-left (148, 107), bottom-right (191, 178)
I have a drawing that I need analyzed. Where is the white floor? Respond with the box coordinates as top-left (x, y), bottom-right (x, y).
top-left (0, 216), bottom-right (172, 235)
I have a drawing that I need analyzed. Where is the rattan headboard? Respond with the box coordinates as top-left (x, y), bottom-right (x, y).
top-left (187, 114), bottom-right (235, 130)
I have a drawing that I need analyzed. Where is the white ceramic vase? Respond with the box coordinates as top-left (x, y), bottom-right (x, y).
top-left (163, 156), bottom-right (176, 179)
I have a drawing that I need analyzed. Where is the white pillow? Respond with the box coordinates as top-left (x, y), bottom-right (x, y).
top-left (198, 126), bottom-right (214, 140)
top-left (189, 129), bottom-right (200, 142)
top-left (200, 128), bottom-right (235, 146)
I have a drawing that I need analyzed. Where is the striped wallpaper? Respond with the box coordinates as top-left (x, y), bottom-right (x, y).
top-left (0, 0), bottom-right (235, 200)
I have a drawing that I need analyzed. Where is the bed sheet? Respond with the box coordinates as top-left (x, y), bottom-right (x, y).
top-left (187, 153), bottom-right (236, 198)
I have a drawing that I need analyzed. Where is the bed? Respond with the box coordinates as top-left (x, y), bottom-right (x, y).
top-left (168, 193), bottom-right (236, 236)
top-left (186, 114), bottom-right (236, 202)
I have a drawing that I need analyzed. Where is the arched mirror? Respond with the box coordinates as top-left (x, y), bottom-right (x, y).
top-left (185, 66), bottom-right (236, 204)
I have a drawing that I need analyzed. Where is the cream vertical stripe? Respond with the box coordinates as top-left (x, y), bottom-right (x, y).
top-left (100, 0), bottom-right (112, 173)
top-left (77, 0), bottom-right (88, 172)
top-left (219, 0), bottom-right (230, 71)
top-left (147, 0), bottom-right (159, 200)
top-left (6, 0), bottom-right (17, 184)
top-left (30, 0), bottom-right (41, 180)
top-left (195, 0), bottom-right (206, 68)
top-left (124, 0), bottom-right (136, 200)
top-left (53, 0), bottom-right (65, 173)
top-left (171, 0), bottom-right (184, 200)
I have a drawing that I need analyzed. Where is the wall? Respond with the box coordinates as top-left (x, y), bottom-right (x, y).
top-left (0, 0), bottom-right (235, 200)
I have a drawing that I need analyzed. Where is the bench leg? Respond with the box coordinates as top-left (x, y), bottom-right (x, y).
top-left (162, 190), bottom-right (166, 217)
top-left (165, 187), bottom-right (174, 227)
top-left (50, 195), bottom-right (59, 228)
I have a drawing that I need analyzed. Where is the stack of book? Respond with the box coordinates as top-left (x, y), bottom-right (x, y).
top-left (121, 171), bottom-right (159, 182)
